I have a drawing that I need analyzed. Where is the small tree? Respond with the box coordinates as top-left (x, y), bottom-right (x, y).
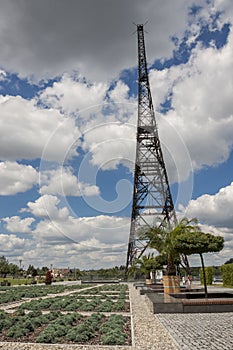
top-left (131, 253), bottom-right (164, 281)
top-left (0, 256), bottom-right (10, 278)
top-left (174, 231), bottom-right (224, 297)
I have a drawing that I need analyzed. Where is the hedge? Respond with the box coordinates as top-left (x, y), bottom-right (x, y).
top-left (199, 267), bottom-right (213, 285)
top-left (221, 263), bottom-right (233, 287)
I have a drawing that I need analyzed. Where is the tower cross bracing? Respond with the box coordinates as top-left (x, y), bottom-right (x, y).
top-left (125, 24), bottom-right (177, 274)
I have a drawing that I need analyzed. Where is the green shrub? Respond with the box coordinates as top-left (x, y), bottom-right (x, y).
top-left (36, 329), bottom-right (58, 343)
top-left (199, 267), bottom-right (213, 285)
top-left (96, 301), bottom-right (113, 312)
top-left (221, 263), bottom-right (233, 286)
top-left (6, 324), bottom-right (30, 338)
top-left (0, 312), bottom-right (12, 330)
top-left (101, 330), bottom-right (126, 345)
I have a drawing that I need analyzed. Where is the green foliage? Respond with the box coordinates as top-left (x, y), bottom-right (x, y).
top-left (1, 284), bottom-right (129, 345)
top-left (138, 218), bottom-right (198, 275)
top-left (224, 258), bottom-right (233, 265)
top-left (100, 314), bottom-right (127, 345)
top-left (96, 300), bottom-right (113, 312)
top-left (65, 316), bottom-right (97, 342)
top-left (0, 311), bottom-right (12, 331)
top-left (133, 253), bottom-right (162, 279)
top-left (221, 263), bottom-right (233, 286)
top-left (101, 331), bottom-right (126, 345)
top-left (6, 325), bottom-right (28, 338)
top-left (199, 267), bottom-right (213, 285)
top-left (174, 232), bottom-right (224, 256)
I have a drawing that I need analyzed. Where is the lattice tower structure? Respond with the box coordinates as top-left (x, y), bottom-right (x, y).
top-left (125, 24), bottom-right (177, 274)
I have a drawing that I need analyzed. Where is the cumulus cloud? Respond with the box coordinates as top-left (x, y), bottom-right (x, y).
top-left (21, 194), bottom-right (70, 221)
top-left (34, 213), bottom-right (130, 245)
top-left (2, 216), bottom-right (35, 233)
top-left (9, 208), bottom-right (131, 268)
top-left (40, 74), bottom-right (108, 115)
top-left (180, 182), bottom-right (233, 228)
top-left (0, 233), bottom-right (32, 256)
top-left (0, 0), bottom-right (193, 81)
top-left (0, 95), bottom-right (80, 162)
top-left (20, 238), bottom-right (127, 269)
top-left (82, 122), bottom-right (136, 170)
top-left (150, 23), bottom-right (233, 176)
top-left (39, 166), bottom-right (99, 197)
top-left (0, 161), bottom-right (38, 195)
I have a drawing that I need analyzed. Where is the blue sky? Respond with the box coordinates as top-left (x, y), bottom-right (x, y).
top-left (0, 0), bottom-right (233, 270)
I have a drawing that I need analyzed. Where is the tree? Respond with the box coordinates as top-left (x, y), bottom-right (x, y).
top-left (0, 256), bottom-right (10, 278)
top-left (131, 253), bottom-right (164, 280)
top-left (174, 231), bottom-right (224, 297)
top-left (9, 263), bottom-right (19, 277)
top-left (139, 218), bottom-right (198, 275)
top-left (225, 258), bottom-right (233, 265)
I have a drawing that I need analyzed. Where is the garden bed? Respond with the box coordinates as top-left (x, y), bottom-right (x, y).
top-left (0, 284), bottom-right (131, 346)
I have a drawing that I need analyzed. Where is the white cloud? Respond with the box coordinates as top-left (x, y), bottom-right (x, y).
top-left (22, 194), bottom-right (70, 221)
top-left (2, 216), bottom-right (35, 233)
top-left (0, 234), bottom-right (32, 256)
top-left (20, 238), bottom-right (127, 270)
top-left (0, 161), bottom-right (38, 195)
top-left (0, 95), bottom-right (80, 162)
top-left (12, 210), bottom-right (130, 268)
top-left (0, 0), bottom-right (193, 81)
top-left (180, 182), bottom-right (233, 228)
top-left (82, 122), bottom-right (136, 170)
top-left (150, 24), bottom-right (233, 176)
top-left (39, 166), bottom-right (99, 197)
top-left (34, 214), bottom-right (130, 245)
top-left (40, 74), bottom-right (108, 115)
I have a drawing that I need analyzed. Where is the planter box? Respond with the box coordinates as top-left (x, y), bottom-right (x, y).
top-left (163, 276), bottom-right (180, 294)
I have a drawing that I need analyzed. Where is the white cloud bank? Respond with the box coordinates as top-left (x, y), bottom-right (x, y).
top-left (0, 161), bottom-right (38, 195)
top-left (151, 23), bottom-right (233, 175)
top-left (181, 182), bottom-right (233, 228)
top-left (39, 167), bottom-right (99, 197)
top-left (0, 95), bottom-right (80, 162)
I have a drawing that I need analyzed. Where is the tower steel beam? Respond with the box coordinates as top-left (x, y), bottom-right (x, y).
top-left (125, 24), bottom-right (177, 275)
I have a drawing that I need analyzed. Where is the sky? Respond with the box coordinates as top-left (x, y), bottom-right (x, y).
top-left (0, 0), bottom-right (233, 270)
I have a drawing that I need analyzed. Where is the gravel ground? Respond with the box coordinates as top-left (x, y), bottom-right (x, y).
top-left (0, 283), bottom-right (179, 350)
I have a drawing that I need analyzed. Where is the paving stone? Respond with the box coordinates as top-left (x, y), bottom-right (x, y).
top-left (157, 312), bottom-right (233, 350)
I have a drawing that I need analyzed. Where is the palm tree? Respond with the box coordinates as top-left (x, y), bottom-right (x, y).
top-left (139, 218), bottom-right (198, 276)
top-left (130, 253), bottom-right (164, 282)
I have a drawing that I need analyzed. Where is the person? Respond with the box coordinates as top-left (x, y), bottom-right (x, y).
top-left (186, 276), bottom-right (191, 288)
top-left (189, 275), bottom-right (193, 286)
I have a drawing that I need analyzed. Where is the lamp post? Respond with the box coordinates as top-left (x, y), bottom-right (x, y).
top-left (18, 259), bottom-right (22, 285)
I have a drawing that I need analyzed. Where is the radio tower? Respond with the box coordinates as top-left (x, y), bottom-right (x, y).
top-left (125, 24), bottom-right (177, 275)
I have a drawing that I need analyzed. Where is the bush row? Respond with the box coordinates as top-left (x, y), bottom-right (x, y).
top-left (0, 284), bottom-right (89, 304)
top-left (221, 263), bottom-right (233, 286)
top-left (0, 309), bottom-right (129, 345)
top-left (20, 293), bottom-right (126, 312)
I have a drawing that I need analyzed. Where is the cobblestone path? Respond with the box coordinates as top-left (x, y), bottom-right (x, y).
top-left (157, 312), bottom-right (233, 350)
